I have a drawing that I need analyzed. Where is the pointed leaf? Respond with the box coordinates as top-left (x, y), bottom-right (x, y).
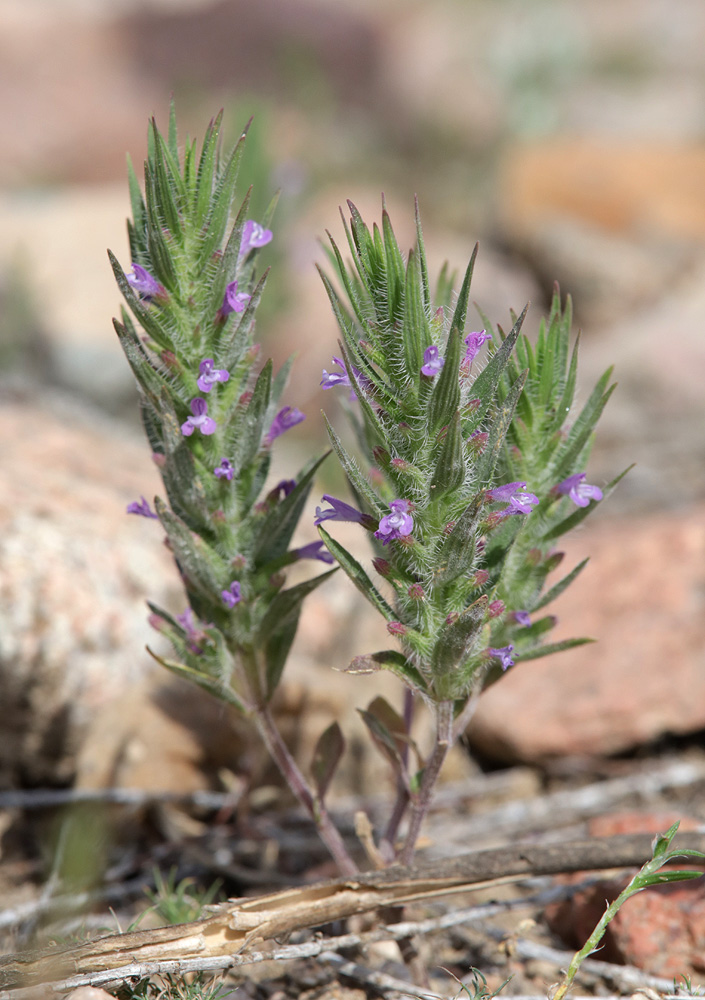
top-left (317, 526), bottom-right (396, 621)
top-left (448, 244), bottom-right (478, 339)
top-left (311, 722), bottom-right (345, 801)
top-left (513, 636), bottom-right (595, 662)
top-left (532, 557), bottom-right (589, 612)
top-left (428, 325), bottom-right (462, 432)
top-left (258, 569), bottom-right (337, 696)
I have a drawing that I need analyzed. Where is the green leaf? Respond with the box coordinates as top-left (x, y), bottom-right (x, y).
top-left (311, 722), bottom-right (345, 801)
top-left (155, 497), bottom-right (227, 600)
top-left (148, 648), bottom-right (247, 714)
top-left (432, 496), bottom-right (483, 586)
top-left (431, 596), bottom-right (488, 696)
top-left (476, 369), bottom-right (527, 486)
top-left (414, 196), bottom-right (431, 313)
top-left (357, 695), bottom-right (410, 775)
top-left (108, 250), bottom-right (173, 348)
top-left (252, 451), bottom-right (329, 565)
top-left (345, 649), bottom-right (429, 696)
top-left (469, 305), bottom-right (527, 423)
top-left (428, 326), bottom-right (462, 432)
top-left (258, 569), bottom-right (336, 696)
top-left (195, 111), bottom-right (223, 225)
top-left (402, 248), bottom-right (427, 380)
top-left (513, 636), bottom-right (595, 662)
top-left (382, 206), bottom-right (406, 325)
top-left (448, 243), bottom-right (478, 340)
top-left (317, 526), bottom-right (396, 621)
top-left (430, 411), bottom-right (465, 496)
top-left (532, 558), bottom-right (589, 612)
top-left (198, 125), bottom-right (249, 267)
top-left (226, 359), bottom-right (272, 470)
top-left (323, 415), bottom-right (386, 517)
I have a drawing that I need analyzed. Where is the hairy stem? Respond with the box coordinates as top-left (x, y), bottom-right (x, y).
top-left (254, 704), bottom-right (358, 877)
top-left (399, 699), bottom-right (454, 866)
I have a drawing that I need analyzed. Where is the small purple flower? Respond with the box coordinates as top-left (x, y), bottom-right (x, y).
top-left (488, 645), bottom-right (514, 671)
top-left (513, 610), bottom-right (532, 627)
top-left (555, 473), bottom-right (603, 508)
top-left (314, 495), bottom-right (366, 526)
top-left (126, 495), bottom-right (158, 519)
top-left (374, 499), bottom-right (414, 546)
top-left (181, 398), bottom-right (217, 436)
top-left (219, 280), bottom-right (251, 317)
top-left (486, 481), bottom-right (539, 516)
top-left (421, 345), bottom-right (445, 377)
top-left (221, 581), bottom-right (242, 608)
top-left (295, 541), bottom-right (335, 564)
top-left (239, 220), bottom-right (273, 255)
top-left (127, 263), bottom-right (163, 299)
top-left (266, 406), bottom-right (305, 444)
top-left (214, 458), bottom-right (234, 480)
top-left (464, 330), bottom-right (491, 364)
top-left (176, 608), bottom-right (207, 654)
top-left (197, 359), bottom-right (230, 393)
top-left (276, 479), bottom-right (297, 497)
top-left (320, 356), bottom-right (362, 401)
top-left (320, 357), bottom-right (352, 390)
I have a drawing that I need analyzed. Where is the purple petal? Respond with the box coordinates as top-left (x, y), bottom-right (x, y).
top-left (421, 345), bottom-right (444, 377)
top-left (314, 494), bottom-right (365, 526)
top-left (126, 495), bottom-right (159, 519)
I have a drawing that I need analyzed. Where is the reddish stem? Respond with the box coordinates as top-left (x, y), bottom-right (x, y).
top-left (398, 699), bottom-right (454, 866)
top-left (254, 704), bottom-right (358, 877)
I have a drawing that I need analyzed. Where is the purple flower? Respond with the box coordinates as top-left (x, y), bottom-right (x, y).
top-left (126, 495), bottom-right (158, 519)
top-left (374, 499), bottom-right (414, 546)
top-left (275, 479), bottom-right (297, 497)
top-left (127, 263), bottom-right (163, 299)
top-left (295, 541), bottom-right (335, 564)
top-left (320, 357), bottom-right (352, 390)
top-left (320, 356), bottom-right (362, 401)
top-left (219, 280), bottom-right (251, 317)
top-left (555, 473), bottom-right (603, 508)
top-left (214, 458), bottom-right (234, 480)
top-left (314, 494), bottom-right (366, 526)
top-left (421, 345), bottom-right (444, 377)
top-left (221, 581), bottom-right (242, 608)
top-left (197, 358), bottom-right (230, 393)
top-left (464, 330), bottom-right (491, 364)
top-left (486, 481), bottom-right (539, 516)
top-left (176, 608), bottom-right (207, 654)
top-left (266, 406), bottom-right (305, 443)
top-left (513, 610), bottom-right (531, 627)
top-left (181, 398), bottom-right (217, 436)
top-left (488, 645), bottom-right (514, 671)
top-left (239, 220), bottom-right (273, 255)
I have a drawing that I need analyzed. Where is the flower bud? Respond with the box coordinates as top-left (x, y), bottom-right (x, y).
top-left (372, 557), bottom-right (392, 577)
top-left (488, 599), bottom-right (505, 618)
top-left (387, 622), bottom-right (407, 636)
top-left (407, 583), bottom-right (425, 600)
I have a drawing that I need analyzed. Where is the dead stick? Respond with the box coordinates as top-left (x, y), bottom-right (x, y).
top-left (2, 832), bottom-right (704, 992)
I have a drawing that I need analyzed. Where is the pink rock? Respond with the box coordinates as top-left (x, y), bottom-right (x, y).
top-left (469, 506), bottom-right (705, 761)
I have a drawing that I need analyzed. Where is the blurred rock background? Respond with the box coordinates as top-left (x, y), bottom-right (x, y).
top-left (2, 0), bottom-right (705, 793)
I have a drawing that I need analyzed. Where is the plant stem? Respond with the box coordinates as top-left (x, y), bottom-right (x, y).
top-left (254, 704), bottom-right (358, 877)
top-left (398, 699), bottom-right (454, 866)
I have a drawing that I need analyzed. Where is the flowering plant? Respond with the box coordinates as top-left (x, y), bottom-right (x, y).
top-left (114, 108), bottom-right (624, 875)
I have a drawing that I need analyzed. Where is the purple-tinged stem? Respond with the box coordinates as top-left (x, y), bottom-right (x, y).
top-left (399, 699), bottom-right (454, 866)
top-left (254, 704), bottom-right (358, 877)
